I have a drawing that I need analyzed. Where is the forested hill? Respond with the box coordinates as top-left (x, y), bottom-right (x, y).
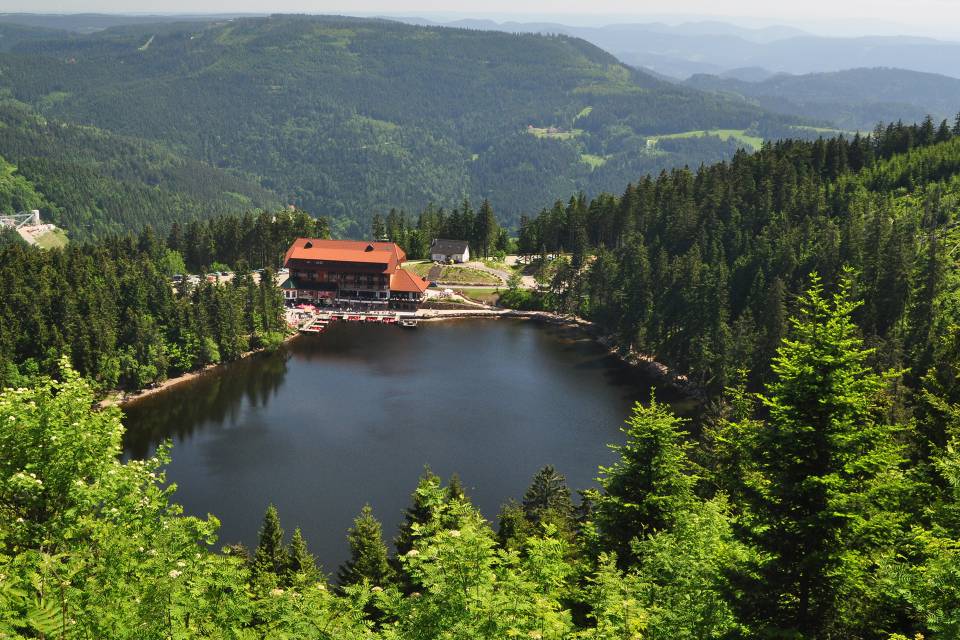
top-left (686, 66), bottom-right (960, 130)
top-left (3, 125), bottom-right (960, 637)
top-left (0, 100), bottom-right (279, 237)
top-left (514, 117), bottom-right (960, 396)
top-left (0, 14), bottom-right (796, 234)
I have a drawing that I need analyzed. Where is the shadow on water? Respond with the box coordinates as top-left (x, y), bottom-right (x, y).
top-left (120, 319), bottom-right (696, 571)
top-left (122, 349), bottom-right (292, 459)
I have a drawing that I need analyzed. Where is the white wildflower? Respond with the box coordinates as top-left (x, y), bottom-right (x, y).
top-left (168, 570), bottom-right (182, 579)
top-left (405, 549), bottom-right (419, 557)
top-left (270, 588), bottom-right (284, 597)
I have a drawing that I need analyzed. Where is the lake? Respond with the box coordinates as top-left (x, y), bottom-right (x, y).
top-left (123, 319), bottom-right (684, 572)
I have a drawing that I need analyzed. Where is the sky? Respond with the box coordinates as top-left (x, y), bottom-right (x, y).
top-left (4, 0), bottom-right (960, 39)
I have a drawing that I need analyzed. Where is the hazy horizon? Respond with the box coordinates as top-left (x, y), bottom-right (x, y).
top-left (2, 4), bottom-right (960, 40)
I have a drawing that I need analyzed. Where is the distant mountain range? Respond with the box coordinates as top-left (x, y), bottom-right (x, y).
top-left (396, 17), bottom-right (960, 80)
top-left (0, 14), bottom-right (797, 235)
top-left (0, 12), bottom-right (955, 237)
top-left (686, 67), bottom-right (960, 131)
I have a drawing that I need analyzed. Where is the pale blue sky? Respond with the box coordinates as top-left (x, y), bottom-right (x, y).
top-left (3, 0), bottom-right (960, 39)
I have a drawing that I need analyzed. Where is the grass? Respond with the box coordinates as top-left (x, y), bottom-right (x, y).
top-left (458, 287), bottom-right (502, 305)
top-left (481, 259), bottom-right (515, 273)
top-left (648, 129), bottom-right (763, 151)
top-left (408, 261), bottom-right (504, 285)
top-left (789, 125), bottom-right (862, 136)
top-left (33, 228), bottom-right (68, 250)
top-left (580, 153), bottom-right (608, 169)
top-left (527, 126), bottom-right (583, 141)
top-left (435, 266), bottom-right (500, 286)
top-left (405, 261), bottom-right (433, 278)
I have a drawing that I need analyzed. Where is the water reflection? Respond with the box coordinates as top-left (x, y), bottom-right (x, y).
top-left (121, 320), bottom-right (685, 571)
top-left (124, 349), bottom-right (291, 459)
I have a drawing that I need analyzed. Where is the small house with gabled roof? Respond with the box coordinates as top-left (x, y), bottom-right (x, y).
top-left (430, 239), bottom-right (470, 263)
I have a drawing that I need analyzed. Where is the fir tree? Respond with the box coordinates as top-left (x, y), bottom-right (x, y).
top-left (338, 504), bottom-right (393, 588)
top-left (252, 504), bottom-right (290, 584)
top-left (287, 527), bottom-right (319, 581)
top-left (590, 396), bottom-right (696, 566)
top-left (521, 465), bottom-right (575, 529)
top-left (741, 273), bottom-right (908, 637)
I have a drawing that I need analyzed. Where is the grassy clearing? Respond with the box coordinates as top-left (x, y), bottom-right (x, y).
top-left (458, 287), bottom-right (502, 305)
top-left (649, 129), bottom-right (763, 150)
top-left (789, 125), bottom-right (861, 136)
top-left (435, 266), bottom-right (500, 286)
top-left (580, 153), bottom-right (608, 169)
top-left (481, 259), bottom-right (516, 273)
top-left (33, 228), bottom-right (68, 250)
top-left (527, 126), bottom-right (582, 141)
top-left (405, 261), bottom-right (433, 277)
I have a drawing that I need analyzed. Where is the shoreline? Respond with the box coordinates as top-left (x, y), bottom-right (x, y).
top-left (98, 332), bottom-right (301, 409)
top-left (416, 308), bottom-right (705, 400)
top-left (102, 309), bottom-right (702, 407)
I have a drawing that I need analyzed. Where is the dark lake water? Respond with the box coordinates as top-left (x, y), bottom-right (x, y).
top-left (123, 319), bottom-right (685, 572)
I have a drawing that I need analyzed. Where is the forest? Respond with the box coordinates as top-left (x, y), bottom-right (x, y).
top-left (1, 266), bottom-right (958, 638)
top-left (368, 198), bottom-right (508, 260)
top-left (0, 209), bottom-right (324, 390)
top-left (3, 113), bottom-right (960, 637)
top-left (0, 99), bottom-right (278, 239)
top-left (512, 115), bottom-right (960, 393)
top-left (0, 14), bottom-right (802, 234)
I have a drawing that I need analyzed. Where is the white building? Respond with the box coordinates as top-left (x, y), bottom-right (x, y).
top-left (430, 239), bottom-right (470, 263)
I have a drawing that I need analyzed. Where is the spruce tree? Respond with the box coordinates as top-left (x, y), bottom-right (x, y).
top-left (394, 467), bottom-right (443, 557)
top-left (590, 396), bottom-right (696, 566)
top-left (337, 504), bottom-right (393, 588)
top-left (743, 274), bottom-right (907, 637)
top-left (522, 465), bottom-right (575, 529)
top-left (287, 527), bottom-right (319, 581)
top-left (496, 500), bottom-right (534, 551)
top-left (252, 504), bottom-right (289, 584)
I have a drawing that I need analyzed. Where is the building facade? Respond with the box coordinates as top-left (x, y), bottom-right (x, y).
top-left (282, 238), bottom-right (429, 310)
top-left (429, 239), bottom-right (470, 263)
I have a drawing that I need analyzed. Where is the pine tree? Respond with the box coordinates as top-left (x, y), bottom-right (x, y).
top-left (473, 198), bottom-right (498, 258)
top-left (287, 527), bottom-right (319, 581)
top-left (371, 213), bottom-right (386, 241)
top-left (742, 273), bottom-right (907, 637)
top-left (394, 467), bottom-right (443, 557)
top-left (590, 396), bottom-right (696, 566)
top-left (496, 500), bottom-right (534, 551)
top-left (522, 465), bottom-right (575, 528)
top-left (337, 504), bottom-right (393, 588)
top-left (252, 504), bottom-right (289, 584)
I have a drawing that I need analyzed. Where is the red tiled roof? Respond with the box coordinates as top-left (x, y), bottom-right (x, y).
top-left (390, 268), bottom-right (430, 294)
top-left (284, 238), bottom-right (406, 271)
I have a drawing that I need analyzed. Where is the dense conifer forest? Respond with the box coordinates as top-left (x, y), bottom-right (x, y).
top-left (2, 116), bottom-right (960, 638)
top-left (0, 14), bottom-right (805, 234)
top-left (512, 116), bottom-right (960, 392)
top-left (0, 100), bottom-right (279, 238)
top-left (0, 209), bottom-right (324, 390)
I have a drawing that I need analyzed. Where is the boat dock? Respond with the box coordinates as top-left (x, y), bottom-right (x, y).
top-left (288, 306), bottom-right (419, 333)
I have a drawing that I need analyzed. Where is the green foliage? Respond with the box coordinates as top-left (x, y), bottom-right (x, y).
top-left (338, 505), bottom-right (394, 589)
top-left (0, 15), bottom-right (791, 233)
top-left (0, 100), bottom-right (278, 238)
top-left (589, 397), bottom-right (697, 565)
top-left (0, 213), bottom-right (293, 391)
